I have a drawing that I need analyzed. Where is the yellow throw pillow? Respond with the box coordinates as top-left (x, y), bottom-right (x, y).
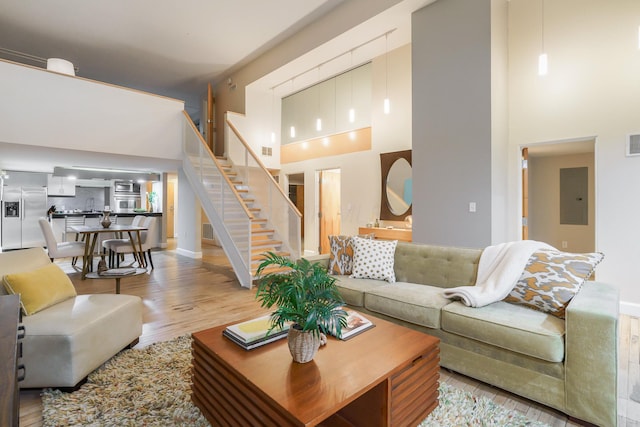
top-left (3, 263), bottom-right (77, 315)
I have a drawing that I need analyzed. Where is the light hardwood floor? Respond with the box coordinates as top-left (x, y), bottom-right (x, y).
top-left (18, 242), bottom-right (638, 426)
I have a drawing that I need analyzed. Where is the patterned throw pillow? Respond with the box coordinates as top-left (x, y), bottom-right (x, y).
top-left (327, 234), bottom-right (375, 275)
top-left (504, 249), bottom-right (604, 318)
top-left (328, 235), bottom-right (355, 275)
top-left (350, 236), bottom-right (398, 283)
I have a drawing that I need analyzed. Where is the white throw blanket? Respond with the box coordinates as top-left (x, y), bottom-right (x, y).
top-left (442, 240), bottom-right (555, 307)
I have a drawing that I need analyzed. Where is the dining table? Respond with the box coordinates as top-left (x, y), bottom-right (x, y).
top-left (70, 224), bottom-right (148, 279)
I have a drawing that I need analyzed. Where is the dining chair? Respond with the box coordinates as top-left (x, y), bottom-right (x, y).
top-left (38, 218), bottom-right (86, 266)
top-left (102, 216), bottom-right (157, 268)
top-left (64, 215), bottom-right (86, 242)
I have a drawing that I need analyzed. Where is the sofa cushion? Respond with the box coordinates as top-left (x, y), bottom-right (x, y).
top-left (364, 282), bottom-right (452, 329)
top-left (334, 276), bottom-right (389, 307)
top-left (3, 263), bottom-right (77, 315)
top-left (393, 242), bottom-right (481, 288)
top-left (504, 249), bottom-right (604, 318)
top-left (351, 237), bottom-right (397, 283)
top-left (441, 301), bottom-right (565, 363)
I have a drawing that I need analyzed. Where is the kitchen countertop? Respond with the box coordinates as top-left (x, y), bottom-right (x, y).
top-left (51, 211), bottom-right (162, 218)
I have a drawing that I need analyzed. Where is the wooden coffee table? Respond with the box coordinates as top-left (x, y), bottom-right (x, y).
top-left (191, 313), bottom-right (440, 427)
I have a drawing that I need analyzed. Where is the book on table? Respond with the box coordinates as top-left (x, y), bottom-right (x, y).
top-left (339, 310), bottom-right (375, 340)
top-left (224, 314), bottom-right (289, 350)
top-left (99, 267), bottom-right (137, 276)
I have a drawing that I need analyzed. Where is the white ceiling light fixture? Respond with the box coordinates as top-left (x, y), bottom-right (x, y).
top-left (538, 0), bottom-right (548, 76)
top-left (383, 33), bottom-right (391, 115)
top-left (47, 58), bottom-right (76, 76)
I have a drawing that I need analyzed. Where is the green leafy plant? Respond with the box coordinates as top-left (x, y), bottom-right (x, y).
top-left (147, 191), bottom-right (157, 204)
top-left (256, 252), bottom-right (347, 339)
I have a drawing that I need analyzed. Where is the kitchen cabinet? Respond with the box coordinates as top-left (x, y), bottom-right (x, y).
top-left (47, 174), bottom-right (76, 196)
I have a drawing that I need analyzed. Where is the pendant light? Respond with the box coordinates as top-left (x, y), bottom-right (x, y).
top-left (315, 67), bottom-right (322, 132)
top-left (383, 33), bottom-right (391, 115)
top-left (538, 0), bottom-right (548, 76)
top-left (348, 50), bottom-right (355, 123)
top-left (270, 89), bottom-right (276, 144)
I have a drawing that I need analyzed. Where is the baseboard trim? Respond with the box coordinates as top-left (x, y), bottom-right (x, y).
top-left (619, 301), bottom-right (640, 317)
top-left (176, 248), bottom-right (203, 259)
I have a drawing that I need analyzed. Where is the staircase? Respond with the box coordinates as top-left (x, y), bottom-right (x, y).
top-left (182, 111), bottom-right (301, 288)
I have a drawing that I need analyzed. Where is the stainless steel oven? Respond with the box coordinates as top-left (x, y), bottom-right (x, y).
top-left (114, 196), bottom-right (141, 213)
top-left (114, 181), bottom-right (140, 194)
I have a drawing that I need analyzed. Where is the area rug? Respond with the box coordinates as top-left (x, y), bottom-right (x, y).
top-left (42, 335), bottom-right (550, 427)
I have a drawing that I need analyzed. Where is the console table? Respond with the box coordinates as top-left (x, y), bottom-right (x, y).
top-left (192, 314), bottom-right (439, 426)
top-left (0, 295), bottom-right (23, 427)
top-left (359, 226), bottom-right (412, 242)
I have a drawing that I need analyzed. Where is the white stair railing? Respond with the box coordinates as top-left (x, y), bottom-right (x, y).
top-left (225, 112), bottom-right (302, 261)
top-left (182, 111), bottom-right (253, 288)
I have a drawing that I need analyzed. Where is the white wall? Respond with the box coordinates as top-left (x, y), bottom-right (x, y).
top-left (528, 152), bottom-right (595, 253)
top-left (279, 44), bottom-right (412, 254)
top-left (508, 0), bottom-right (640, 312)
top-left (0, 60), bottom-right (184, 161)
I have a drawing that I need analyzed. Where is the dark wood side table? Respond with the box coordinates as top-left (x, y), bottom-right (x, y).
top-left (0, 294), bottom-right (23, 427)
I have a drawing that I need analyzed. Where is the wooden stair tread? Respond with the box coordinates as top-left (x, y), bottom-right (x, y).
top-left (252, 229), bottom-right (275, 234)
top-left (251, 251), bottom-right (290, 262)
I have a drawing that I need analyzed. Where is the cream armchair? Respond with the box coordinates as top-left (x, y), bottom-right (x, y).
top-left (0, 247), bottom-right (143, 389)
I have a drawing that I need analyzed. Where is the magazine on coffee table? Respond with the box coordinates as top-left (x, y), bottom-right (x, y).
top-left (99, 267), bottom-right (137, 276)
top-left (224, 315), bottom-right (289, 350)
top-left (339, 310), bottom-right (375, 340)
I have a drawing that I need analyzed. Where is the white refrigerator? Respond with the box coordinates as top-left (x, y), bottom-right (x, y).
top-left (1, 186), bottom-right (48, 250)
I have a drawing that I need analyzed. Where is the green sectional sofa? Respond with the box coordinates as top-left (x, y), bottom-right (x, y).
top-left (309, 241), bottom-right (619, 427)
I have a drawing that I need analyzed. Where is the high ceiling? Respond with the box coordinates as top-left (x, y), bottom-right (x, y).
top-left (0, 0), bottom-right (345, 116)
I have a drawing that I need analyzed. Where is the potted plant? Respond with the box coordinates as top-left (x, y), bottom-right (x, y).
top-left (147, 191), bottom-right (157, 212)
top-left (256, 252), bottom-right (347, 363)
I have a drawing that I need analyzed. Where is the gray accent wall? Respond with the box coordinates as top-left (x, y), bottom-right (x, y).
top-left (411, 0), bottom-right (492, 248)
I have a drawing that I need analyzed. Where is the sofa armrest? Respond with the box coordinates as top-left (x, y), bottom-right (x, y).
top-left (303, 254), bottom-right (330, 269)
top-left (565, 281), bottom-right (618, 427)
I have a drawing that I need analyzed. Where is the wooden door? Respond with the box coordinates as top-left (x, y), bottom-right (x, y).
top-left (319, 170), bottom-right (340, 254)
top-left (167, 180), bottom-right (175, 238)
top-left (522, 148), bottom-right (529, 240)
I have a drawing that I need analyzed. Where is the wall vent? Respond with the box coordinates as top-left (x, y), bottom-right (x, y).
top-left (202, 223), bottom-right (215, 240)
top-left (627, 134), bottom-right (640, 156)
top-left (261, 146), bottom-right (273, 156)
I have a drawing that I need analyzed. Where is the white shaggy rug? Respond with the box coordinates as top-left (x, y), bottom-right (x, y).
top-left (42, 335), bottom-right (549, 426)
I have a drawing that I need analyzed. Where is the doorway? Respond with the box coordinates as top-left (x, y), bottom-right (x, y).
top-left (522, 138), bottom-right (595, 252)
top-left (287, 173), bottom-right (305, 249)
top-left (317, 169), bottom-right (341, 254)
